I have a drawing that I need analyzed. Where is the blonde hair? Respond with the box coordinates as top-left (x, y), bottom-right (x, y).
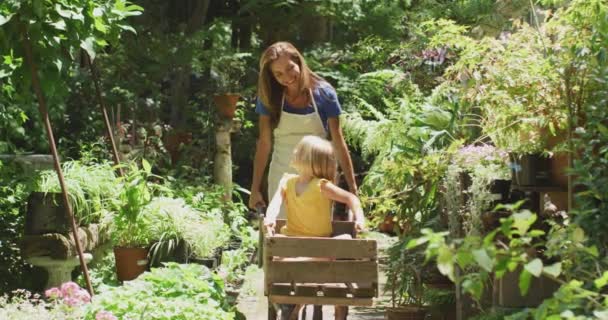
top-left (258, 41), bottom-right (322, 128)
top-left (290, 135), bottom-right (337, 181)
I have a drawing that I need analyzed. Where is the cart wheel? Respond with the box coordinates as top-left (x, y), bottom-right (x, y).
top-left (312, 305), bottom-right (322, 320)
top-left (268, 300), bottom-right (277, 320)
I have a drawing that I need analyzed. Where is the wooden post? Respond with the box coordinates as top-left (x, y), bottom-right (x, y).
top-left (214, 118), bottom-right (233, 201)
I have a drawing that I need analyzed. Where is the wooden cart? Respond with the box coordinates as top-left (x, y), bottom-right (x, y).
top-left (262, 219), bottom-right (379, 320)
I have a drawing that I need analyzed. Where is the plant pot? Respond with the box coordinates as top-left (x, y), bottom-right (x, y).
top-left (25, 192), bottom-right (71, 235)
top-left (213, 94), bottom-right (240, 119)
top-left (191, 248), bottom-right (223, 269)
top-left (114, 247), bottom-right (148, 281)
top-left (489, 179), bottom-right (511, 202)
top-left (385, 306), bottom-right (428, 320)
top-left (510, 154), bottom-right (551, 186)
top-left (379, 213), bottom-right (397, 234)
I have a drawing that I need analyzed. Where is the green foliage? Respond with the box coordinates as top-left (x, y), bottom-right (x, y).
top-left (410, 207), bottom-right (551, 300)
top-left (411, 202), bottom-right (608, 317)
top-left (565, 0), bottom-right (608, 253)
top-left (0, 160), bottom-right (37, 293)
top-left (0, 0), bottom-right (142, 153)
top-left (85, 263), bottom-right (238, 320)
top-left (211, 52), bottom-right (252, 94)
top-left (340, 73), bottom-right (457, 232)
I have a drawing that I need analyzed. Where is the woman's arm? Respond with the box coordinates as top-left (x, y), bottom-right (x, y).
top-left (320, 180), bottom-right (366, 231)
top-left (328, 117), bottom-right (357, 194)
top-left (249, 115), bottom-right (272, 209)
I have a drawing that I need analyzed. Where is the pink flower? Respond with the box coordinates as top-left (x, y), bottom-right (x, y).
top-left (45, 287), bottom-right (62, 300)
top-left (75, 289), bottom-right (91, 303)
top-left (63, 296), bottom-right (79, 307)
top-left (60, 282), bottom-right (80, 298)
top-left (96, 310), bottom-right (118, 320)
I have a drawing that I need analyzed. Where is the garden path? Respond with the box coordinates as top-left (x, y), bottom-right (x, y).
top-left (236, 232), bottom-right (394, 320)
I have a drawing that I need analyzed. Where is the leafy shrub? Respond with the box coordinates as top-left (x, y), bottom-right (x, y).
top-left (0, 161), bottom-right (37, 293)
top-left (86, 263), bottom-right (237, 320)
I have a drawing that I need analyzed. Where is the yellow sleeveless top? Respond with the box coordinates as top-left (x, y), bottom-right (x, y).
top-left (279, 175), bottom-right (332, 237)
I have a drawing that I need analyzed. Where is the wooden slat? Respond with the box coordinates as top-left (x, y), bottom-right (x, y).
top-left (267, 260), bottom-right (377, 284)
top-left (265, 237), bottom-right (377, 259)
top-left (271, 283), bottom-right (376, 298)
top-left (270, 295), bottom-right (374, 307)
top-left (270, 220), bottom-right (355, 238)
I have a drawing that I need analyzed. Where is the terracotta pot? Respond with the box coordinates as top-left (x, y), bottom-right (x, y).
top-left (385, 306), bottom-right (428, 320)
top-left (213, 94), bottom-right (240, 119)
top-left (114, 247), bottom-right (148, 281)
top-left (379, 214), bottom-right (396, 234)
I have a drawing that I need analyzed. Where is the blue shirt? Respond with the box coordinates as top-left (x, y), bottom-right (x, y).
top-left (255, 82), bottom-right (342, 132)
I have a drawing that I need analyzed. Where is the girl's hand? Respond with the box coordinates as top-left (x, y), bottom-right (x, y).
top-left (249, 190), bottom-right (266, 209)
top-left (264, 219), bottom-right (276, 236)
top-left (354, 220), bottom-right (366, 233)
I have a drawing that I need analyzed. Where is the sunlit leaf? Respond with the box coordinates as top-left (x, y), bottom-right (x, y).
top-left (0, 13), bottom-right (15, 26)
top-left (519, 270), bottom-right (532, 295)
top-left (80, 37), bottom-right (96, 62)
top-left (543, 262), bottom-right (561, 278)
top-left (594, 271), bottom-right (608, 289)
top-left (472, 249), bottom-right (494, 272)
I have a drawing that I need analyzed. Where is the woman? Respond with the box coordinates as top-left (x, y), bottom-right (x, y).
top-left (248, 41), bottom-right (357, 218)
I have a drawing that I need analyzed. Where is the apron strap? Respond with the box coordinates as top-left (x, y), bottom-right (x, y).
top-left (281, 89), bottom-right (326, 138)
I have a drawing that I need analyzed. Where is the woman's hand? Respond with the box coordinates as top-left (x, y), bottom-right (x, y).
top-left (249, 190), bottom-right (266, 209)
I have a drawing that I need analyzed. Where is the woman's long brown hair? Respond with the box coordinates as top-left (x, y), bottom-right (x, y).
top-left (258, 42), bottom-right (322, 128)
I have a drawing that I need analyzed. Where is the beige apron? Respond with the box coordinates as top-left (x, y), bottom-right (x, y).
top-left (268, 89), bottom-right (327, 218)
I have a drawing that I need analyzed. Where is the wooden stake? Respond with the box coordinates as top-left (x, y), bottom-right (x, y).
top-left (21, 25), bottom-right (94, 296)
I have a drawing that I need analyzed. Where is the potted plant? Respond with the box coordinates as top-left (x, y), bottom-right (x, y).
top-left (385, 239), bottom-right (428, 320)
top-left (145, 197), bottom-right (231, 268)
top-left (210, 52), bottom-right (250, 119)
top-left (448, 143), bottom-right (512, 235)
top-left (27, 161), bottom-right (119, 234)
top-left (111, 159), bottom-right (158, 281)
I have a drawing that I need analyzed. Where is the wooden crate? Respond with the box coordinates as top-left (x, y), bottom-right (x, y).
top-left (263, 220), bottom-right (378, 309)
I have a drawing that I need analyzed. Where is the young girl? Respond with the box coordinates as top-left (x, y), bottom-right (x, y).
top-left (264, 135), bottom-right (365, 237)
top-left (263, 135), bottom-right (364, 320)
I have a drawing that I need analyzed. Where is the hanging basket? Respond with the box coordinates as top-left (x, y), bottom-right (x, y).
top-left (213, 94), bottom-right (240, 119)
